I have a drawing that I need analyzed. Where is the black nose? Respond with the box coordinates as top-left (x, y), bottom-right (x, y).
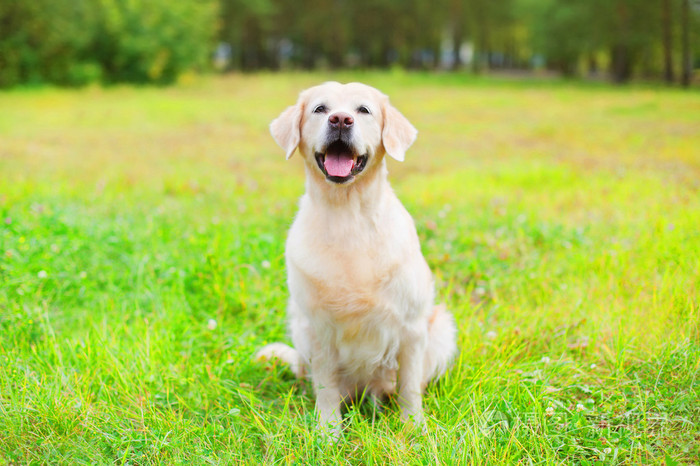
top-left (328, 112), bottom-right (354, 129)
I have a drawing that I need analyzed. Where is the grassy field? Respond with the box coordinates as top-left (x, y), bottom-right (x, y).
top-left (1, 72), bottom-right (699, 464)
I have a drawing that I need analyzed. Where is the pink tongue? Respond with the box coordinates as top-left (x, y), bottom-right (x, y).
top-left (324, 153), bottom-right (354, 177)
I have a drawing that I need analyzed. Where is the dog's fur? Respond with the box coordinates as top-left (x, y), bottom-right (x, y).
top-left (257, 82), bottom-right (457, 433)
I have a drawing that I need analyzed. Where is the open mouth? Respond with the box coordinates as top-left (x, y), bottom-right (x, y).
top-left (315, 140), bottom-right (368, 184)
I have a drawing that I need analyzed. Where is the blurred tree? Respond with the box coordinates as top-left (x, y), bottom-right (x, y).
top-left (464, 0), bottom-right (508, 71)
top-left (661, 0), bottom-right (675, 83)
top-left (681, 0), bottom-right (693, 87)
top-left (0, 0), bottom-right (215, 87)
top-left (91, 0), bottom-right (216, 84)
top-left (449, 0), bottom-right (465, 69)
top-left (530, 0), bottom-right (597, 76)
top-left (220, 0), bottom-right (276, 70)
top-left (292, 0), bottom-right (349, 68)
top-left (528, 0), bottom-right (672, 82)
top-left (0, 0), bottom-right (99, 87)
top-left (449, 0), bottom-right (520, 72)
top-left (1, 0), bottom-right (698, 87)
top-left (347, 0), bottom-right (406, 67)
top-left (606, 0), bottom-right (660, 82)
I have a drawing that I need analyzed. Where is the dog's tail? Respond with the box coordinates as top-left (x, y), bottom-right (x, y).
top-left (423, 304), bottom-right (457, 386)
top-left (255, 343), bottom-right (306, 379)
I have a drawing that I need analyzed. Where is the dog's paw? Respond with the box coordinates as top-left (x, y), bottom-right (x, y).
top-left (400, 413), bottom-right (428, 437)
top-left (254, 343), bottom-right (305, 378)
top-left (254, 343), bottom-right (291, 362)
top-left (400, 409), bottom-right (426, 432)
top-left (317, 420), bottom-right (343, 444)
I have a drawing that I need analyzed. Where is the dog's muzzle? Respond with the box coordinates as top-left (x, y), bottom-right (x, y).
top-left (315, 140), bottom-right (368, 184)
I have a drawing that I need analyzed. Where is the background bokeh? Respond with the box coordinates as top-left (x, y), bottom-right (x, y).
top-left (0, 0), bottom-right (699, 87)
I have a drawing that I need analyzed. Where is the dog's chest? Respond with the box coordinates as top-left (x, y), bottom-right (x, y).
top-left (291, 245), bottom-right (399, 317)
top-left (287, 206), bottom-right (405, 318)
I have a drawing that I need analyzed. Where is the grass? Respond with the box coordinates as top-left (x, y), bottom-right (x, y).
top-left (1, 71), bottom-right (699, 464)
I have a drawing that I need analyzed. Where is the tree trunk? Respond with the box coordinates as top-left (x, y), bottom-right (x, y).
top-left (611, 1), bottom-right (632, 83)
top-left (471, 0), bottom-right (490, 73)
top-left (451, 0), bottom-right (464, 70)
top-left (611, 43), bottom-right (635, 83)
top-left (588, 53), bottom-right (599, 77)
top-left (662, 0), bottom-right (675, 83)
top-left (475, 29), bottom-right (491, 73)
top-left (681, 0), bottom-right (692, 87)
top-left (452, 27), bottom-right (463, 70)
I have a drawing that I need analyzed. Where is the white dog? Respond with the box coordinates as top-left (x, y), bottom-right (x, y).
top-left (257, 82), bottom-right (456, 434)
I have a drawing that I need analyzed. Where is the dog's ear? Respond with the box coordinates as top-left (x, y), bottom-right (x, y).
top-left (270, 104), bottom-right (303, 160)
top-left (382, 101), bottom-right (417, 162)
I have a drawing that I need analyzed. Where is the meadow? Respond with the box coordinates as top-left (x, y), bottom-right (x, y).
top-left (0, 72), bottom-right (698, 464)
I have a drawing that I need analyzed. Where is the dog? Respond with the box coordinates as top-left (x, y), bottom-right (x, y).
top-left (256, 82), bottom-right (457, 435)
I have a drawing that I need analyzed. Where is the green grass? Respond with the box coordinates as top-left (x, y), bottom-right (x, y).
top-left (1, 72), bottom-right (699, 464)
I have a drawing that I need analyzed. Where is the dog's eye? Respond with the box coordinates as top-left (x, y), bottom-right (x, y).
top-left (313, 105), bottom-right (327, 114)
top-left (357, 105), bottom-right (371, 114)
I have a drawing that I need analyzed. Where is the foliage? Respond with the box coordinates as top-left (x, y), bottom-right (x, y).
top-left (214, 0), bottom-right (699, 83)
top-left (90, 0), bottom-right (217, 84)
top-left (2, 0), bottom-right (698, 86)
top-left (0, 0), bottom-right (99, 87)
top-left (0, 0), bottom-right (216, 87)
top-left (0, 73), bottom-right (699, 462)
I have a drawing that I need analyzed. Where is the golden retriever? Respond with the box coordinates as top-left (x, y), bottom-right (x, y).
top-left (257, 82), bottom-right (456, 435)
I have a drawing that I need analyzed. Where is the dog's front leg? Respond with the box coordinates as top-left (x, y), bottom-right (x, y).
top-left (398, 328), bottom-right (428, 426)
top-left (311, 351), bottom-right (343, 437)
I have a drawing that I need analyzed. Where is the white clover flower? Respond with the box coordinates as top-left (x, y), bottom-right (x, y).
top-left (207, 319), bottom-right (217, 330)
top-left (261, 260), bottom-right (271, 269)
top-left (576, 403), bottom-right (585, 412)
top-left (37, 270), bottom-right (48, 279)
top-left (545, 406), bottom-right (555, 417)
top-left (541, 356), bottom-right (551, 364)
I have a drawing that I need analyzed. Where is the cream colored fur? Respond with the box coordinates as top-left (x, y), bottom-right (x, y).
top-left (256, 82), bottom-right (457, 435)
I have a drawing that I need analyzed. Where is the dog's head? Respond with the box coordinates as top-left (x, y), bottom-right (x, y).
top-left (270, 82), bottom-right (417, 185)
